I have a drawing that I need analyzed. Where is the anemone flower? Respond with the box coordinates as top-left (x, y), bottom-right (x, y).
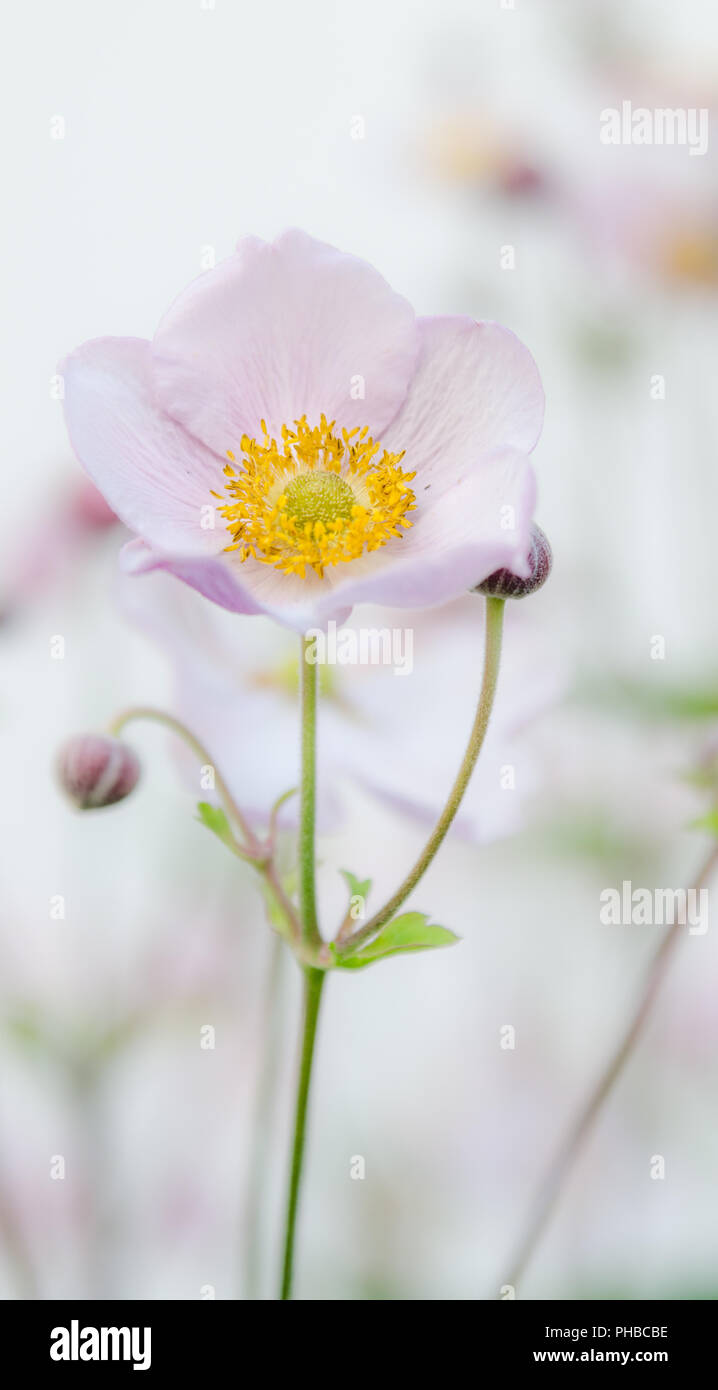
top-left (60, 229), bottom-right (549, 1304)
top-left (62, 230), bottom-right (543, 632)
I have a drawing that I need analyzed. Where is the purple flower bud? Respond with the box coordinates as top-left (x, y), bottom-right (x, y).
top-left (475, 523), bottom-right (552, 600)
top-left (57, 734), bottom-right (140, 810)
top-left (498, 161), bottom-right (550, 200)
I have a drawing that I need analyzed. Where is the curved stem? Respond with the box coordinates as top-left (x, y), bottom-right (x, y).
top-left (109, 706), bottom-right (259, 853)
top-left (264, 863), bottom-right (302, 944)
top-left (109, 705), bottom-right (302, 939)
top-left (503, 841), bottom-right (718, 1294)
top-left (279, 966), bottom-right (325, 1300)
top-left (268, 786), bottom-right (298, 848)
top-left (298, 637), bottom-right (321, 948)
top-left (337, 596), bottom-right (505, 955)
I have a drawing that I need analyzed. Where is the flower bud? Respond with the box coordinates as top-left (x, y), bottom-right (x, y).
top-left (475, 523), bottom-right (552, 600)
top-left (57, 734), bottom-right (140, 810)
top-left (498, 160), bottom-right (550, 200)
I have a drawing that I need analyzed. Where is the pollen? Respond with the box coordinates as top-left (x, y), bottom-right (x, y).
top-left (212, 415), bottom-right (416, 578)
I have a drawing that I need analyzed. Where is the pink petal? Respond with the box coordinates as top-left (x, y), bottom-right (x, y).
top-left (62, 338), bottom-right (226, 555)
top-left (382, 315), bottom-right (544, 495)
top-left (120, 539), bottom-right (353, 632)
top-left (151, 229), bottom-right (418, 455)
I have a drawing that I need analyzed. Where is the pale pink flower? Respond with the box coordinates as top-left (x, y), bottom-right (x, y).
top-left (1, 476), bottom-right (118, 620)
top-left (62, 230), bottom-right (543, 632)
top-left (575, 172), bottom-right (718, 293)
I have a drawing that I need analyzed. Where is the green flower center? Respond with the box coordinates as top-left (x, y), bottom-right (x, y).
top-left (282, 472), bottom-right (357, 530)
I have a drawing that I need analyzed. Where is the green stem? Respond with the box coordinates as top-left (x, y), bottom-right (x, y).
top-left (277, 639), bottom-right (326, 1298)
top-left (337, 596), bottom-right (505, 955)
top-left (298, 636), bottom-right (321, 948)
top-left (279, 966), bottom-right (325, 1300)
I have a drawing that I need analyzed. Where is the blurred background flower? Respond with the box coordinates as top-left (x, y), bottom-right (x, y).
top-left (117, 566), bottom-right (559, 844)
top-left (2, 0), bottom-right (718, 1300)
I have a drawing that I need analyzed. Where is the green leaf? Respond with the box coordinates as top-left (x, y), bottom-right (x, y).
top-left (5, 1008), bottom-right (45, 1054)
top-left (260, 880), bottom-right (294, 942)
top-left (689, 809), bottom-right (718, 837)
top-left (196, 801), bottom-right (237, 853)
top-left (334, 911), bottom-right (459, 970)
top-left (340, 868), bottom-right (372, 904)
top-left (587, 677), bottom-right (718, 723)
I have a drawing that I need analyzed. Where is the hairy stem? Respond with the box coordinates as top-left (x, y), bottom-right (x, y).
top-left (279, 967), bottom-right (325, 1299)
top-left (109, 705), bottom-right (259, 852)
top-left (298, 637), bottom-right (321, 948)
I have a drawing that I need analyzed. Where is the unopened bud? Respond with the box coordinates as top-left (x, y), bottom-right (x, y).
top-left (498, 161), bottom-right (550, 200)
top-left (57, 734), bottom-right (140, 810)
top-left (476, 523), bottom-right (552, 600)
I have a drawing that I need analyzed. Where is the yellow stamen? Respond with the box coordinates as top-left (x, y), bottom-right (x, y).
top-left (214, 414), bottom-right (416, 578)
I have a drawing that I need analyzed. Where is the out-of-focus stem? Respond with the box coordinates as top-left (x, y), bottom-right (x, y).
top-left (503, 842), bottom-right (718, 1294)
top-left (0, 1164), bottom-right (38, 1298)
top-left (242, 934), bottom-right (286, 1299)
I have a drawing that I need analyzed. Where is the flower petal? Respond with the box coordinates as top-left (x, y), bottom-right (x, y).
top-left (382, 315), bottom-right (544, 494)
top-left (120, 539), bottom-right (266, 616)
top-left (151, 229), bottom-right (418, 454)
top-left (62, 338), bottom-right (226, 555)
top-left (120, 539), bottom-right (354, 632)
